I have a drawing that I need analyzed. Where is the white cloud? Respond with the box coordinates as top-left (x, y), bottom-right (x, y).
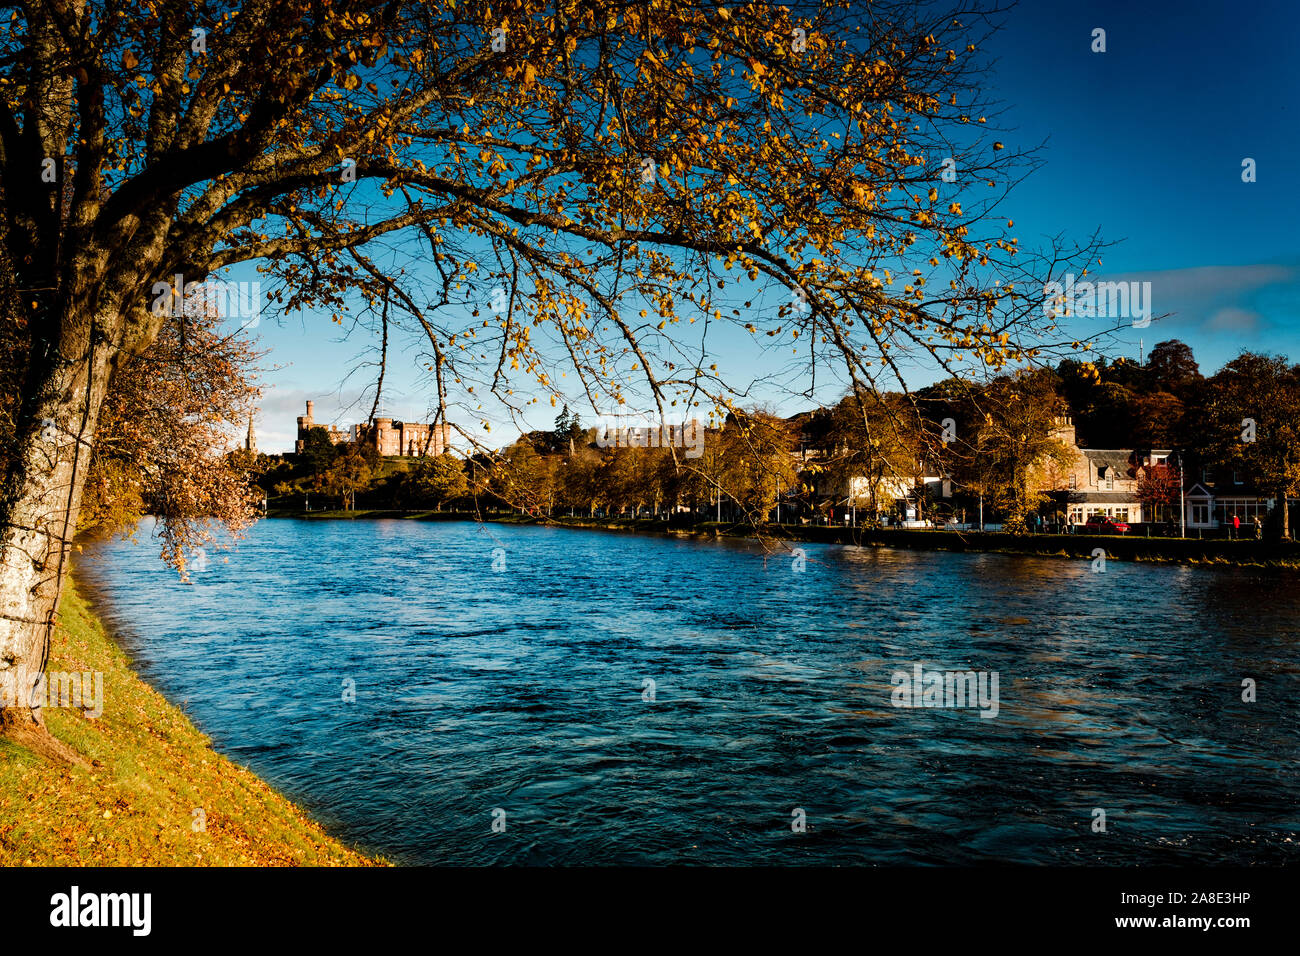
top-left (1204, 307), bottom-right (1262, 333)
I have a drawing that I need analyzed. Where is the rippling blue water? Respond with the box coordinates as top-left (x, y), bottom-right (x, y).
top-left (78, 518), bottom-right (1298, 865)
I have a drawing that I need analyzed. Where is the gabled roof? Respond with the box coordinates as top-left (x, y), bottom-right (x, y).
top-left (1186, 482), bottom-right (1274, 500)
top-left (1079, 449), bottom-right (1136, 472)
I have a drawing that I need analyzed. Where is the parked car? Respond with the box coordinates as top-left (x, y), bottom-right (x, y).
top-left (1083, 516), bottom-right (1130, 534)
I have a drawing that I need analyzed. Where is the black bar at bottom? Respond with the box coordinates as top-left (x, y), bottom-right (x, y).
top-left (0, 865), bottom-right (1282, 943)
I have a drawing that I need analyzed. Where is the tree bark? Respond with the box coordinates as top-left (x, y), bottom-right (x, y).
top-left (0, 314), bottom-right (114, 737)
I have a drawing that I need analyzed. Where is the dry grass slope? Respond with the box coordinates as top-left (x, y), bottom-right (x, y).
top-left (0, 576), bottom-right (384, 866)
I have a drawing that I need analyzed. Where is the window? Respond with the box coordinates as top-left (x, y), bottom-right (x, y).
top-left (1191, 504), bottom-right (1209, 525)
top-left (1232, 471), bottom-right (1242, 485)
top-left (1217, 500), bottom-right (1267, 522)
top-left (1106, 472), bottom-right (1114, 490)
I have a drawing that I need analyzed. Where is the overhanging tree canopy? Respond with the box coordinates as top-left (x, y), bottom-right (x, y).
top-left (0, 0), bottom-right (1099, 737)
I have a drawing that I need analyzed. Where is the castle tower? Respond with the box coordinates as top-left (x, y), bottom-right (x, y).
top-left (246, 412), bottom-right (257, 454)
top-left (374, 417), bottom-right (393, 455)
top-left (295, 400), bottom-right (315, 454)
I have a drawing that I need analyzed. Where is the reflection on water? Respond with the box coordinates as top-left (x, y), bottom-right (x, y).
top-left (78, 519), bottom-right (1299, 865)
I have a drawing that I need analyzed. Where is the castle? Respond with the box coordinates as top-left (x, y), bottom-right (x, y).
top-left (294, 401), bottom-right (451, 457)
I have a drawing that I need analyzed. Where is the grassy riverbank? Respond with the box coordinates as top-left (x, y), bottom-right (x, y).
top-left (0, 577), bottom-right (381, 866)
top-left (267, 508), bottom-right (1300, 569)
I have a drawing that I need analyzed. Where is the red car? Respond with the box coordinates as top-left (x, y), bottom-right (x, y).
top-left (1083, 516), bottom-right (1129, 534)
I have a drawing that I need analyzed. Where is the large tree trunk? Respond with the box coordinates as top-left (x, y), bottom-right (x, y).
top-left (0, 313), bottom-right (114, 752)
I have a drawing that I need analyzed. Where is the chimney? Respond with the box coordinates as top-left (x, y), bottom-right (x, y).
top-left (1050, 415), bottom-right (1076, 448)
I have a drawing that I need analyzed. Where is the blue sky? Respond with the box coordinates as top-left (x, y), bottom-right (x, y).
top-left (984, 0), bottom-right (1299, 351)
top-left (233, 0), bottom-right (1300, 453)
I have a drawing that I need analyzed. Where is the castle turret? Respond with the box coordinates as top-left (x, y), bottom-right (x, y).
top-left (295, 400), bottom-right (315, 454)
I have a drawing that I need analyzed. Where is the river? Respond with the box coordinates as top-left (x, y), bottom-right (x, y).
top-left (78, 518), bottom-right (1299, 865)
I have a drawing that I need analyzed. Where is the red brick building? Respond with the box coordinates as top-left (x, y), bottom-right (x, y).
top-left (295, 401), bottom-right (451, 457)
